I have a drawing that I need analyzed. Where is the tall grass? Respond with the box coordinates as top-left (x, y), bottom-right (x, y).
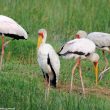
top-left (0, 0), bottom-right (110, 39)
top-left (0, 0), bottom-right (110, 109)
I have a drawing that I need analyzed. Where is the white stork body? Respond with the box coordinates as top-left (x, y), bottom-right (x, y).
top-left (58, 38), bottom-right (96, 59)
top-left (58, 38), bottom-right (99, 94)
top-left (0, 15), bottom-right (28, 70)
top-left (37, 29), bottom-right (60, 99)
top-left (76, 30), bottom-right (110, 79)
top-left (87, 32), bottom-right (110, 51)
top-left (38, 44), bottom-right (60, 86)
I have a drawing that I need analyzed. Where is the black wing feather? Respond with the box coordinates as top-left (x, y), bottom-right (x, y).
top-left (47, 54), bottom-right (56, 87)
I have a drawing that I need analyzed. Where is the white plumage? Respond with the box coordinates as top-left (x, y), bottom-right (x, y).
top-left (38, 44), bottom-right (60, 84)
top-left (76, 30), bottom-right (110, 51)
top-left (58, 38), bottom-right (96, 60)
top-left (0, 15), bottom-right (28, 39)
top-left (87, 32), bottom-right (110, 51)
top-left (58, 38), bottom-right (99, 94)
top-left (37, 29), bottom-right (60, 87)
top-left (76, 30), bottom-right (110, 79)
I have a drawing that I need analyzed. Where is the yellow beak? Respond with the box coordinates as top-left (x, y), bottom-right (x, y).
top-left (37, 35), bottom-right (43, 48)
top-left (93, 62), bottom-right (98, 85)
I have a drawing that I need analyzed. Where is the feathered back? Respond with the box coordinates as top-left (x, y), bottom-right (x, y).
top-left (0, 15), bottom-right (28, 39)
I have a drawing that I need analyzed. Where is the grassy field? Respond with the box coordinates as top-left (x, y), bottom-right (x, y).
top-left (0, 0), bottom-right (110, 110)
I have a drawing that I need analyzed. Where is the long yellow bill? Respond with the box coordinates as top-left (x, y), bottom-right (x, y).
top-left (37, 35), bottom-right (43, 48)
top-left (94, 62), bottom-right (98, 85)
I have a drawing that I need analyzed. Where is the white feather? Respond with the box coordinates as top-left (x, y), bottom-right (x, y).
top-left (0, 15), bottom-right (28, 39)
top-left (87, 32), bottom-right (110, 50)
top-left (59, 38), bottom-right (96, 59)
top-left (37, 29), bottom-right (60, 84)
top-left (37, 44), bottom-right (60, 82)
top-left (76, 30), bottom-right (110, 51)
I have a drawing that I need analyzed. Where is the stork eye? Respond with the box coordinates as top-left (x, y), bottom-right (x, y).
top-left (38, 32), bottom-right (44, 38)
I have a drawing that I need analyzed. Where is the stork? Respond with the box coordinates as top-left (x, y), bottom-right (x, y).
top-left (75, 30), bottom-right (110, 79)
top-left (58, 38), bottom-right (99, 94)
top-left (37, 29), bottom-right (60, 99)
top-left (0, 15), bottom-right (28, 69)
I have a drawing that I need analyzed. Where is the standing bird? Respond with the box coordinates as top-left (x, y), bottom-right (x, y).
top-left (58, 38), bottom-right (99, 94)
top-left (0, 15), bottom-right (28, 69)
top-left (37, 29), bottom-right (60, 98)
top-left (75, 30), bottom-right (110, 79)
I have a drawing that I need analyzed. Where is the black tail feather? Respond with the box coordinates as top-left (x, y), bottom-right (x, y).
top-left (57, 52), bottom-right (61, 56)
top-left (50, 79), bottom-right (56, 88)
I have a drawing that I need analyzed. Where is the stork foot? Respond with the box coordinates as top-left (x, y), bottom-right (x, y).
top-left (104, 65), bottom-right (109, 71)
top-left (98, 67), bottom-right (110, 80)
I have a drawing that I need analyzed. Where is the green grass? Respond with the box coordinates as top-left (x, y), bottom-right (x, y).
top-left (0, 0), bottom-right (110, 110)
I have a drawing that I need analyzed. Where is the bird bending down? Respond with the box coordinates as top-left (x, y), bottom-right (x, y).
top-left (75, 30), bottom-right (110, 79)
top-left (58, 38), bottom-right (99, 94)
top-left (37, 29), bottom-right (60, 99)
top-left (0, 15), bottom-right (28, 70)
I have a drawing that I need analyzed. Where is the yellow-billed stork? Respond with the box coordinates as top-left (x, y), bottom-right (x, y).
top-left (37, 29), bottom-right (60, 98)
top-left (76, 30), bottom-right (110, 79)
top-left (58, 38), bottom-right (99, 94)
top-left (0, 15), bottom-right (28, 69)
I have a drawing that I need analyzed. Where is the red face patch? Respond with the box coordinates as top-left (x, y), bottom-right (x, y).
top-left (76, 34), bottom-right (80, 39)
top-left (93, 61), bottom-right (98, 67)
top-left (38, 32), bottom-right (44, 38)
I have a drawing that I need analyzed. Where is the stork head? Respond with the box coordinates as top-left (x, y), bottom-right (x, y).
top-left (87, 53), bottom-right (99, 85)
top-left (37, 29), bottom-right (47, 48)
top-left (75, 30), bottom-right (87, 39)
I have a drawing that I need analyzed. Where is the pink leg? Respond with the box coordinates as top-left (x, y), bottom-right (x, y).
top-left (45, 76), bottom-right (50, 100)
top-left (99, 50), bottom-right (110, 80)
top-left (0, 35), bottom-right (4, 70)
top-left (4, 38), bottom-right (14, 48)
top-left (70, 58), bottom-right (80, 92)
top-left (78, 61), bottom-right (85, 95)
top-left (102, 50), bottom-right (109, 69)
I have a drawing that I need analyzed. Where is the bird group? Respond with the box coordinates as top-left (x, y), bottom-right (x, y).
top-left (0, 15), bottom-right (110, 98)
top-left (37, 29), bottom-right (110, 97)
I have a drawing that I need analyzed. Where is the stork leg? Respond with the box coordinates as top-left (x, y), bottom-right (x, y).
top-left (45, 76), bottom-right (50, 100)
top-left (99, 50), bottom-right (110, 80)
top-left (0, 35), bottom-right (5, 70)
top-left (78, 61), bottom-right (85, 95)
top-left (4, 39), bottom-right (14, 48)
top-left (99, 67), bottom-right (110, 80)
top-left (0, 37), bottom-right (14, 70)
top-left (47, 77), bottom-right (50, 97)
top-left (70, 58), bottom-right (80, 92)
top-left (102, 50), bottom-right (109, 70)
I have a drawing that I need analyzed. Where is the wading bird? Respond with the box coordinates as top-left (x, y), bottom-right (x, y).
top-left (37, 29), bottom-right (60, 99)
top-left (58, 38), bottom-right (99, 94)
top-left (0, 15), bottom-right (28, 69)
top-left (76, 30), bottom-right (110, 79)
